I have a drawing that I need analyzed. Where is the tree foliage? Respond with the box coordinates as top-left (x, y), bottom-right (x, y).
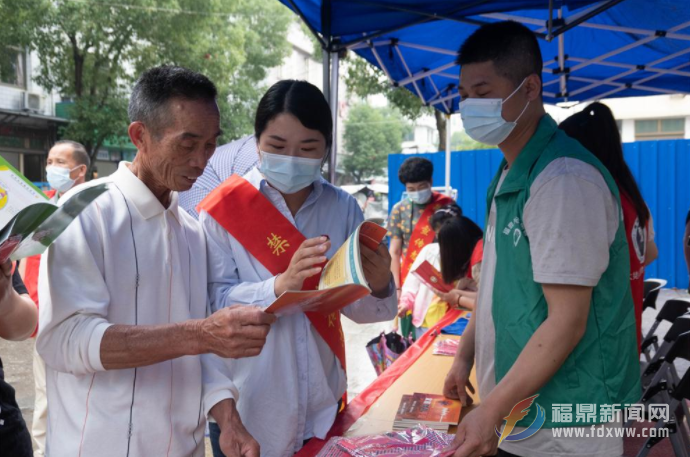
top-left (0, 0), bottom-right (292, 167)
top-left (344, 54), bottom-right (450, 152)
top-left (342, 104), bottom-right (407, 183)
top-left (450, 131), bottom-right (494, 151)
top-left (344, 56), bottom-right (429, 120)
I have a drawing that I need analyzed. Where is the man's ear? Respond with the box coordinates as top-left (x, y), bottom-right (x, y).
top-left (525, 73), bottom-right (542, 102)
top-left (77, 164), bottom-right (88, 180)
top-left (128, 121), bottom-right (148, 152)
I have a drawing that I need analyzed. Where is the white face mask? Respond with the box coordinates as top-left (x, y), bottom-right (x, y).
top-left (408, 187), bottom-right (433, 205)
top-left (46, 166), bottom-right (79, 193)
top-left (259, 151), bottom-right (322, 194)
top-left (458, 78), bottom-right (530, 146)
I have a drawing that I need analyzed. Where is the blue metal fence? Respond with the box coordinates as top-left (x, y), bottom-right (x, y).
top-left (388, 139), bottom-right (690, 289)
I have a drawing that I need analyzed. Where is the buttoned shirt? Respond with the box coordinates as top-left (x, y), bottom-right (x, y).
top-left (37, 162), bottom-right (237, 457)
top-left (200, 168), bottom-right (397, 457)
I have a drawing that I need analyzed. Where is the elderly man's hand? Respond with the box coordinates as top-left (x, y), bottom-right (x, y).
top-left (212, 399), bottom-right (260, 457)
top-left (199, 305), bottom-right (276, 359)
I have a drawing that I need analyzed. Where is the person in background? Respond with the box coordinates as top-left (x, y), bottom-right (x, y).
top-left (23, 139), bottom-right (90, 456)
top-left (388, 157), bottom-right (453, 338)
top-left (45, 140), bottom-right (90, 197)
top-left (398, 205), bottom-right (483, 338)
top-left (443, 21), bottom-right (638, 457)
top-left (37, 65), bottom-right (273, 457)
top-left (436, 215), bottom-right (484, 311)
top-left (179, 135), bottom-right (259, 219)
top-left (199, 80), bottom-right (397, 457)
top-left (559, 102), bottom-right (658, 351)
top-left (0, 259), bottom-right (39, 457)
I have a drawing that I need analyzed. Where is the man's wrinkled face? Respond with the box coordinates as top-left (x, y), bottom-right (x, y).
top-left (137, 98), bottom-right (221, 192)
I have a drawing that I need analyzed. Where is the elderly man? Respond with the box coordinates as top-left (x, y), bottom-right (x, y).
top-left (37, 66), bottom-right (274, 457)
top-left (45, 140), bottom-right (90, 196)
top-left (27, 139), bottom-right (90, 456)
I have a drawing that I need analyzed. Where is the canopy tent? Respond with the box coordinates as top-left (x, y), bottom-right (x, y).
top-left (278, 0), bottom-right (690, 185)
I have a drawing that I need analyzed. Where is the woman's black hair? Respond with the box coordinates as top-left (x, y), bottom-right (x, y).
top-left (559, 102), bottom-right (649, 227)
top-left (437, 216), bottom-right (483, 284)
top-left (254, 80), bottom-right (333, 153)
top-left (429, 204), bottom-right (463, 232)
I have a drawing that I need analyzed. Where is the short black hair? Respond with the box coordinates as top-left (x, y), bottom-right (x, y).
top-left (53, 139), bottom-right (90, 167)
top-left (457, 21), bottom-right (542, 87)
top-left (255, 80), bottom-right (333, 151)
top-left (398, 157), bottom-right (433, 184)
top-left (128, 65), bottom-right (218, 135)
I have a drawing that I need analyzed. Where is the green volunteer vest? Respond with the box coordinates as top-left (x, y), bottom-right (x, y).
top-left (487, 115), bottom-right (640, 429)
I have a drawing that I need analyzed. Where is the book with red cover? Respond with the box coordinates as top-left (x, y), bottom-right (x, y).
top-left (411, 261), bottom-right (453, 294)
top-left (394, 393), bottom-right (462, 432)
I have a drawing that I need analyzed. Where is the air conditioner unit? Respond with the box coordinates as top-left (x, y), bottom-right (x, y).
top-left (23, 92), bottom-right (42, 113)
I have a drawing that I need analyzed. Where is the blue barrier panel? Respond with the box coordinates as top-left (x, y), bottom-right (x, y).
top-left (388, 139), bottom-right (690, 288)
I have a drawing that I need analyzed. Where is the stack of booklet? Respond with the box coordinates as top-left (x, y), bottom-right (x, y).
top-left (393, 393), bottom-right (462, 432)
top-left (433, 338), bottom-right (460, 356)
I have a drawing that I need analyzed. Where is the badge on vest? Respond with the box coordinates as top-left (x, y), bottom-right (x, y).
top-left (502, 217), bottom-right (525, 247)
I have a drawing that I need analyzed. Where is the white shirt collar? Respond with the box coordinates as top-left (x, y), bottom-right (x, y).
top-left (112, 162), bottom-right (180, 223)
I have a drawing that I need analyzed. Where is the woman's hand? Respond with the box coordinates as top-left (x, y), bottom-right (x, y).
top-left (440, 289), bottom-right (462, 307)
top-left (274, 236), bottom-right (330, 296)
top-left (456, 277), bottom-right (477, 291)
top-left (361, 243), bottom-right (393, 298)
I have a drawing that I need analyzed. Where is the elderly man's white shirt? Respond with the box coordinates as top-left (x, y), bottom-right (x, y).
top-left (37, 162), bottom-right (236, 457)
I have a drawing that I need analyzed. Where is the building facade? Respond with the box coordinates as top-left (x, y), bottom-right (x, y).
top-left (0, 46), bottom-right (65, 182)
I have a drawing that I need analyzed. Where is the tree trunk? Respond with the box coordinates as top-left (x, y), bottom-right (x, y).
top-left (86, 139), bottom-right (103, 178)
top-left (434, 110), bottom-right (447, 152)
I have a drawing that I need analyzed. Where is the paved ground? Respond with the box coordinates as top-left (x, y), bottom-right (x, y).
top-left (2, 289), bottom-right (687, 455)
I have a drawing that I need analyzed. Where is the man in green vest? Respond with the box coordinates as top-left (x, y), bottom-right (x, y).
top-left (443, 21), bottom-right (639, 457)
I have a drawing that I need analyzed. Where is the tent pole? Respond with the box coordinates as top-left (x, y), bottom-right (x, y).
top-left (329, 51), bottom-right (339, 184)
top-left (322, 47), bottom-right (333, 182)
top-left (558, 8), bottom-right (567, 101)
top-left (445, 113), bottom-right (451, 197)
top-left (322, 48), bottom-right (331, 104)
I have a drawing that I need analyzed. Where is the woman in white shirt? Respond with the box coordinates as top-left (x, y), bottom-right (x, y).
top-left (398, 205), bottom-right (483, 338)
top-left (199, 80), bottom-right (397, 457)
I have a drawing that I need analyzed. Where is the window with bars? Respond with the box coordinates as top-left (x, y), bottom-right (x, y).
top-left (0, 47), bottom-right (25, 88)
top-left (634, 118), bottom-right (685, 141)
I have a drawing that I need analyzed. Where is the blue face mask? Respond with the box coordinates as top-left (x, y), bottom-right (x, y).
top-left (46, 166), bottom-right (78, 193)
top-left (458, 78), bottom-right (530, 146)
top-left (408, 187), bottom-right (432, 205)
top-left (259, 151), bottom-right (322, 194)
